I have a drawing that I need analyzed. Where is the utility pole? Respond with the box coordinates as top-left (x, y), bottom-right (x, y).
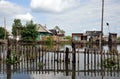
top-left (100, 0), bottom-right (104, 44)
top-left (101, 0), bottom-right (104, 36)
top-left (4, 17), bottom-right (6, 40)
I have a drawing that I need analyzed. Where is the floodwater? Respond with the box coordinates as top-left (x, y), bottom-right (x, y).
top-left (0, 44), bottom-right (120, 79)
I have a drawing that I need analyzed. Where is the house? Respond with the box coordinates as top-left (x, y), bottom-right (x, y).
top-left (86, 31), bottom-right (102, 43)
top-left (49, 29), bottom-right (57, 35)
top-left (49, 29), bottom-right (65, 42)
top-left (36, 24), bottom-right (52, 41)
top-left (108, 33), bottom-right (117, 44)
top-left (72, 33), bottom-right (87, 43)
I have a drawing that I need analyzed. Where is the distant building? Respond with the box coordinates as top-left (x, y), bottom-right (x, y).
top-left (72, 33), bottom-right (87, 43)
top-left (49, 29), bottom-right (57, 35)
top-left (49, 29), bottom-right (64, 36)
top-left (49, 29), bottom-right (65, 42)
top-left (36, 24), bottom-right (52, 41)
top-left (86, 31), bottom-right (102, 43)
top-left (108, 33), bottom-right (117, 44)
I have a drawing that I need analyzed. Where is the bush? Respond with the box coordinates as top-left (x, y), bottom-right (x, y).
top-left (102, 58), bottom-right (118, 68)
top-left (6, 51), bottom-right (21, 64)
top-left (117, 36), bottom-right (120, 43)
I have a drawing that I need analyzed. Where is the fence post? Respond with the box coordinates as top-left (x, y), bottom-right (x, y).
top-left (6, 38), bottom-right (12, 79)
top-left (65, 47), bottom-right (69, 62)
top-left (72, 42), bottom-right (76, 63)
top-left (84, 48), bottom-right (86, 76)
top-left (7, 38), bottom-right (11, 59)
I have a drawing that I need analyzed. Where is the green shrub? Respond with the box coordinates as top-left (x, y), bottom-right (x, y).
top-left (38, 61), bottom-right (44, 68)
top-left (6, 51), bottom-right (21, 64)
top-left (102, 58), bottom-right (118, 68)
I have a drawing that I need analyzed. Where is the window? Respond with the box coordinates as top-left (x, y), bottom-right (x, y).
top-left (74, 36), bottom-right (78, 41)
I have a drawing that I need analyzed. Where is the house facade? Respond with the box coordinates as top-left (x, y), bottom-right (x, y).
top-left (36, 24), bottom-right (52, 41)
top-left (49, 29), bottom-right (65, 42)
top-left (72, 33), bottom-right (87, 43)
top-left (86, 31), bottom-right (102, 43)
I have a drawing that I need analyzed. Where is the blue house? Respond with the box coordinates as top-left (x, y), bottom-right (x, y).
top-left (36, 24), bottom-right (52, 41)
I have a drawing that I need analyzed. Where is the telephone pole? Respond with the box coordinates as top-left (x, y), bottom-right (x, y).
top-left (4, 17), bottom-right (6, 40)
top-left (100, 0), bottom-right (104, 44)
top-left (101, 0), bottom-right (104, 36)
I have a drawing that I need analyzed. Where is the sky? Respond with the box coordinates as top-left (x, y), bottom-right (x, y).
top-left (0, 0), bottom-right (120, 36)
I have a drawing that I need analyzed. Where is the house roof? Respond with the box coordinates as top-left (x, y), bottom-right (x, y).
top-left (49, 29), bottom-right (64, 36)
top-left (86, 31), bottom-right (102, 36)
top-left (72, 33), bottom-right (83, 35)
top-left (57, 31), bottom-right (64, 36)
top-left (109, 33), bottom-right (117, 35)
top-left (72, 33), bottom-right (87, 37)
top-left (49, 29), bottom-right (57, 35)
top-left (36, 24), bottom-right (52, 33)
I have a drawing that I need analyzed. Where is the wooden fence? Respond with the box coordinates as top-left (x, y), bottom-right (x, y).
top-left (0, 44), bottom-right (119, 77)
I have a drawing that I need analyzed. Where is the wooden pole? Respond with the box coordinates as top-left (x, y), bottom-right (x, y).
top-left (100, 0), bottom-right (104, 45)
top-left (7, 38), bottom-right (11, 59)
top-left (6, 38), bottom-right (11, 79)
top-left (72, 42), bottom-right (76, 63)
top-left (65, 47), bottom-right (69, 62)
top-left (65, 47), bottom-right (69, 76)
top-left (84, 49), bottom-right (86, 76)
top-left (72, 61), bottom-right (76, 79)
top-left (101, 0), bottom-right (104, 34)
top-left (4, 17), bottom-right (6, 40)
top-left (87, 49), bottom-right (89, 75)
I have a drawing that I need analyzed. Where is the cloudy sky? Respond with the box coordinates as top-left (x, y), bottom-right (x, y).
top-left (0, 0), bottom-right (120, 36)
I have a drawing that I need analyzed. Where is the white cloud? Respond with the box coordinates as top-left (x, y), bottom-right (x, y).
top-left (0, 0), bottom-right (120, 36)
top-left (34, 0), bottom-right (120, 35)
top-left (15, 13), bottom-right (33, 21)
top-left (30, 0), bottom-right (80, 13)
top-left (0, 0), bottom-right (26, 16)
top-left (0, 0), bottom-right (29, 32)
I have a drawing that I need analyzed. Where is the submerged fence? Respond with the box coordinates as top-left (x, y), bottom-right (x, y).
top-left (0, 44), bottom-right (120, 77)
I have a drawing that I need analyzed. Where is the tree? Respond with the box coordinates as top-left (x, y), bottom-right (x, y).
top-left (65, 35), bottom-right (72, 41)
top-left (117, 36), bottom-right (120, 43)
top-left (21, 21), bottom-right (39, 42)
top-left (0, 27), bottom-right (8, 39)
top-left (12, 19), bottom-right (22, 37)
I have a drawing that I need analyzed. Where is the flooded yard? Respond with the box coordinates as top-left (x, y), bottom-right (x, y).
top-left (0, 44), bottom-right (120, 79)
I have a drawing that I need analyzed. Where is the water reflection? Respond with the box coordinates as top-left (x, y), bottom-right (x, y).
top-left (0, 44), bottom-right (120, 79)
